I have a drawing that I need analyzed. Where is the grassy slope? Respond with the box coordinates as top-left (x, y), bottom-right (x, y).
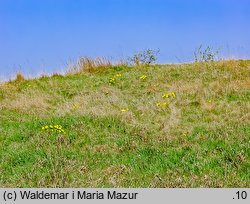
top-left (0, 60), bottom-right (249, 187)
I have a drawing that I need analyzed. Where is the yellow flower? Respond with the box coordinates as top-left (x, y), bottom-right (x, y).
top-left (156, 102), bottom-right (161, 107)
top-left (115, 73), bottom-right (122, 77)
top-left (170, 92), bottom-right (176, 98)
top-left (108, 77), bottom-right (116, 85)
top-left (162, 94), bottom-right (169, 98)
top-left (41, 124), bottom-right (65, 134)
top-left (162, 102), bottom-right (168, 107)
top-left (139, 75), bottom-right (147, 80)
top-left (73, 104), bottom-right (79, 109)
top-left (156, 102), bottom-right (169, 107)
top-left (120, 108), bottom-right (129, 112)
top-left (162, 92), bottom-right (176, 98)
top-left (208, 100), bottom-right (212, 103)
top-left (104, 91), bottom-right (109, 95)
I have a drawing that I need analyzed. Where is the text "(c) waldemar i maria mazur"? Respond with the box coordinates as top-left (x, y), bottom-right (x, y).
top-left (19, 190), bottom-right (139, 200)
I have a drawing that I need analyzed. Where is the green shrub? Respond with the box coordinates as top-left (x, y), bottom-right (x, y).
top-left (129, 49), bottom-right (160, 66)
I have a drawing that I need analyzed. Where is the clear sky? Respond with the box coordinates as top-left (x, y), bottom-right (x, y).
top-left (0, 0), bottom-right (249, 80)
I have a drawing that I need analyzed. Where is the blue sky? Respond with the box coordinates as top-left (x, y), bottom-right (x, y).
top-left (0, 0), bottom-right (249, 80)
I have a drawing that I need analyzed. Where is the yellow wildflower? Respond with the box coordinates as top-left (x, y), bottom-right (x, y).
top-left (170, 92), bottom-right (176, 98)
top-left (162, 92), bottom-right (176, 98)
top-left (120, 108), bottom-right (129, 112)
top-left (139, 75), bottom-right (147, 80)
top-left (162, 102), bottom-right (168, 107)
top-left (156, 102), bottom-right (161, 107)
top-left (115, 73), bottom-right (122, 77)
top-left (156, 102), bottom-right (169, 107)
top-left (162, 93), bottom-right (169, 98)
top-left (108, 77), bottom-right (116, 85)
top-left (41, 124), bottom-right (65, 134)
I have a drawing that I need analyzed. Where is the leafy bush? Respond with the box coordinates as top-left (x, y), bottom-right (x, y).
top-left (129, 49), bottom-right (160, 66)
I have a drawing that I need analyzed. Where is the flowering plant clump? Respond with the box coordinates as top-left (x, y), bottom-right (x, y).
top-left (139, 75), bottom-right (147, 80)
top-left (120, 108), bottom-right (129, 112)
top-left (108, 77), bottom-right (116, 85)
top-left (72, 104), bottom-right (79, 109)
top-left (115, 73), bottom-right (122, 77)
top-left (162, 92), bottom-right (176, 99)
top-left (156, 102), bottom-right (169, 107)
top-left (108, 73), bottom-right (122, 85)
top-left (41, 125), bottom-right (65, 133)
top-left (111, 103), bottom-right (129, 112)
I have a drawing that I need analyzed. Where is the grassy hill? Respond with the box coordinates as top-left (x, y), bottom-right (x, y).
top-left (0, 60), bottom-right (249, 187)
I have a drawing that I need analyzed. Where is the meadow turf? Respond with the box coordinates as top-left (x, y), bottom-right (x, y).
top-left (0, 60), bottom-right (249, 187)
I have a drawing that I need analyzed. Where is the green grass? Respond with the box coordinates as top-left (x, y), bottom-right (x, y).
top-left (0, 60), bottom-right (249, 187)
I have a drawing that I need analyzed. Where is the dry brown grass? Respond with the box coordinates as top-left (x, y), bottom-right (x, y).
top-left (14, 72), bottom-right (25, 82)
top-left (67, 57), bottom-right (113, 74)
top-left (55, 89), bottom-right (121, 117)
top-left (0, 83), bottom-right (18, 92)
top-left (0, 90), bottom-right (51, 114)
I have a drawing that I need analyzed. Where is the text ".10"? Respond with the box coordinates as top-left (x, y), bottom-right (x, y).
top-left (235, 191), bottom-right (247, 200)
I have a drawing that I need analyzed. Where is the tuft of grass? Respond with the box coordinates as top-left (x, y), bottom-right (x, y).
top-left (14, 72), bottom-right (25, 82)
top-left (68, 57), bottom-right (113, 74)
